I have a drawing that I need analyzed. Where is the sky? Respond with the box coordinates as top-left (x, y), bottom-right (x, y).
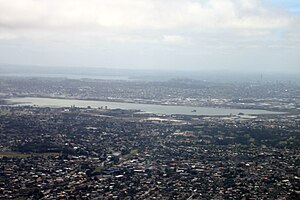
top-left (0, 0), bottom-right (299, 73)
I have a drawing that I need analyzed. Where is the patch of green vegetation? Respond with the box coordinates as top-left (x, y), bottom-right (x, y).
top-left (0, 109), bottom-right (12, 115)
top-left (130, 149), bottom-right (138, 155)
top-left (0, 152), bottom-right (61, 158)
top-left (0, 152), bottom-right (30, 158)
top-left (94, 166), bottom-right (106, 172)
top-left (194, 126), bottom-right (203, 129)
top-left (13, 197), bottom-right (27, 200)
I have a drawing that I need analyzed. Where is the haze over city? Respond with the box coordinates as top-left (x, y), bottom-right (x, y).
top-left (0, 0), bottom-right (299, 73)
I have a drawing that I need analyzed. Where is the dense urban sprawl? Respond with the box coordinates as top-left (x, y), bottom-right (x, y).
top-left (0, 106), bottom-right (299, 199)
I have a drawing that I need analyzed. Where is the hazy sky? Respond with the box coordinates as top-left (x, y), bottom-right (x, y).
top-left (0, 0), bottom-right (299, 73)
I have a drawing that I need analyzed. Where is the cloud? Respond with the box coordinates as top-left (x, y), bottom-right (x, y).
top-left (162, 35), bottom-right (191, 46)
top-left (0, 0), bottom-right (295, 40)
top-left (0, 0), bottom-right (299, 73)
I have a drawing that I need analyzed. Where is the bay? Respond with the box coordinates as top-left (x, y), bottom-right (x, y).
top-left (7, 97), bottom-right (282, 116)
